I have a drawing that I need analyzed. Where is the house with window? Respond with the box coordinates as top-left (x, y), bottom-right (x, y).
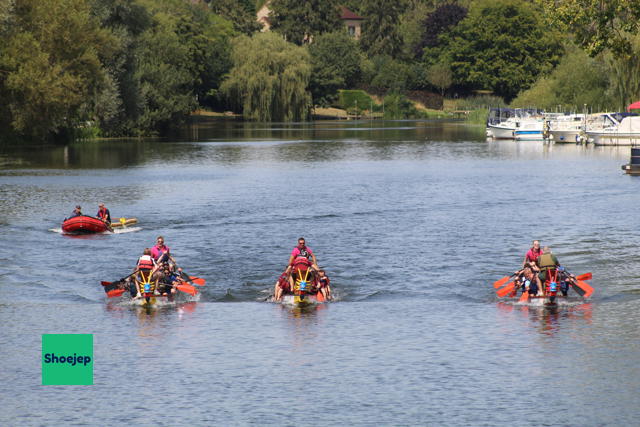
top-left (340, 6), bottom-right (363, 39)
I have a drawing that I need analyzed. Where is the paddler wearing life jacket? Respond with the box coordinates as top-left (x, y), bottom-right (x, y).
top-left (517, 266), bottom-right (541, 297)
top-left (537, 246), bottom-right (560, 295)
top-left (97, 203), bottom-right (111, 225)
top-left (132, 248), bottom-right (159, 297)
top-left (287, 237), bottom-right (320, 291)
top-left (522, 240), bottom-right (542, 271)
top-left (273, 266), bottom-right (292, 302)
top-left (317, 269), bottom-right (333, 301)
top-left (151, 236), bottom-right (174, 266)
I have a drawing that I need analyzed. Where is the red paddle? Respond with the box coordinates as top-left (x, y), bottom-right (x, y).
top-left (575, 280), bottom-right (594, 298)
top-left (575, 272), bottom-right (592, 281)
top-left (493, 274), bottom-right (516, 288)
top-left (497, 282), bottom-right (515, 297)
top-left (176, 283), bottom-right (197, 296)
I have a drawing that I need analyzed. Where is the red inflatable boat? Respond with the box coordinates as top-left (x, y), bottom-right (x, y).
top-left (61, 215), bottom-right (110, 234)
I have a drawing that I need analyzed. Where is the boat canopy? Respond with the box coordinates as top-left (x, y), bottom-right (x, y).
top-left (628, 101), bottom-right (640, 111)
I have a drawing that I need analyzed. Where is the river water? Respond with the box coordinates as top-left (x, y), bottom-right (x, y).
top-left (1, 120), bottom-right (639, 426)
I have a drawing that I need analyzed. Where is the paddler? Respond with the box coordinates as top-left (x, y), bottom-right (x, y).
top-left (287, 237), bottom-right (319, 290)
top-left (132, 248), bottom-right (160, 297)
top-left (288, 237), bottom-right (318, 270)
top-left (317, 269), bottom-right (333, 301)
top-left (523, 240), bottom-right (542, 271)
top-left (273, 267), bottom-right (292, 301)
top-left (518, 266), bottom-right (541, 297)
top-left (97, 203), bottom-right (111, 225)
top-left (70, 205), bottom-right (82, 217)
top-left (151, 236), bottom-right (175, 266)
top-left (537, 246), bottom-right (560, 295)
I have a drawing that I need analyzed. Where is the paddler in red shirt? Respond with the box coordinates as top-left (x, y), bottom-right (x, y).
top-left (523, 240), bottom-right (542, 271)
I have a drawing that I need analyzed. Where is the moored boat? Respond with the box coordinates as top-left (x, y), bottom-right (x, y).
top-left (589, 115), bottom-right (640, 146)
top-left (61, 215), bottom-right (110, 234)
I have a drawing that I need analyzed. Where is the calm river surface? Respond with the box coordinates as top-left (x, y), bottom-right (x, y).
top-left (1, 119), bottom-right (639, 426)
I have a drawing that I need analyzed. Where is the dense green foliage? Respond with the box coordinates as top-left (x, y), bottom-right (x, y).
top-left (337, 90), bottom-right (376, 111)
top-left (437, 0), bottom-right (563, 101)
top-left (221, 32), bottom-right (311, 121)
top-left (360, 0), bottom-right (406, 58)
top-left (270, 0), bottom-right (341, 44)
top-left (210, 0), bottom-right (261, 34)
top-left (0, 0), bottom-right (114, 140)
top-left (538, 0), bottom-right (640, 58)
top-left (309, 31), bottom-right (363, 106)
top-left (512, 45), bottom-right (613, 111)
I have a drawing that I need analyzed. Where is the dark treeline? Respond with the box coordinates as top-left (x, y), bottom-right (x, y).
top-left (1, 0), bottom-right (639, 142)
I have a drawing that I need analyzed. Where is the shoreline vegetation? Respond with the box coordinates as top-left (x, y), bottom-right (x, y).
top-left (1, 0), bottom-right (638, 143)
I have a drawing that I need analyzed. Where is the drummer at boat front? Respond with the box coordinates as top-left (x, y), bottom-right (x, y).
top-left (522, 240), bottom-right (542, 272)
top-left (151, 236), bottom-right (175, 266)
top-left (97, 203), bottom-right (111, 225)
top-left (288, 237), bottom-right (319, 271)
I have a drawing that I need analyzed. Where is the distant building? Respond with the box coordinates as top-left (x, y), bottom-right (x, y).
top-left (256, 3), bottom-right (364, 40)
top-left (340, 6), bottom-right (363, 40)
top-left (257, 2), bottom-right (272, 32)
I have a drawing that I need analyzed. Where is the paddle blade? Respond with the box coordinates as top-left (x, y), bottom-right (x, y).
top-left (575, 280), bottom-right (594, 298)
top-left (189, 276), bottom-right (206, 286)
top-left (316, 291), bottom-right (325, 302)
top-left (177, 284), bottom-right (197, 296)
top-left (497, 282), bottom-right (515, 297)
top-left (107, 289), bottom-right (126, 298)
top-left (101, 281), bottom-right (112, 286)
top-left (575, 272), bottom-right (592, 281)
top-left (518, 290), bottom-right (529, 303)
top-left (493, 275), bottom-right (511, 288)
top-left (571, 282), bottom-right (586, 297)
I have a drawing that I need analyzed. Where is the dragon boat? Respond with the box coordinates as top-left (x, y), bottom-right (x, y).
top-left (493, 269), bottom-right (594, 305)
top-left (277, 258), bottom-right (328, 308)
top-left (101, 270), bottom-right (201, 307)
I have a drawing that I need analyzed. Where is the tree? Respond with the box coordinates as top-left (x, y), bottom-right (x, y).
top-left (309, 31), bottom-right (363, 106)
top-left (360, 0), bottom-right (407, 58)
top-left (0, 0), bottom-right (115, 140)
top-left (512, 44), bottom-right (614, 110)
top-left (426, 61), bottom-right (452, 96)
top-left (442, 0), bottom-right (562, 101)
top-left (209, 0), bottom-right (261, 35)
top-left (270, 0), bottom-right (341, 44)
top-left (221, 32), bottom-right (311, 121)
top-left (538, 0), bottom-right (640, 58)
top-left (420, 3), bottom-right (467, 51)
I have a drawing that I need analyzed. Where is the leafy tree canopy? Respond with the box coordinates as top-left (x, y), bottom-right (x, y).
top-left (270, 0), bottom-right (341, 44)
top-left (0, 0), bottom-right (115, 140)
top-left (360, 0), bottom-right (407, 58)
top-left (221, 32), bottom-right (311, 121)
top-left (512, 44), bottom-right (613, 110)
top-left (442, 0), bottom-right (562, 101)
top-left (537, 0), bottom-right (640, 58)
top-left (210, 0), bottom-right (261, 35)
top-left (309, 31), bottom-right (363, 106)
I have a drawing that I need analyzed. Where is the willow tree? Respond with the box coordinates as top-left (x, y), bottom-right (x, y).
top-left (221, 32), bottom-right (311, 121)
